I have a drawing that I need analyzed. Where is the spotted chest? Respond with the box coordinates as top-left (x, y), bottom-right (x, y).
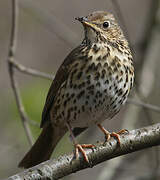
top-left (50, 43), bottom-right (134, 127)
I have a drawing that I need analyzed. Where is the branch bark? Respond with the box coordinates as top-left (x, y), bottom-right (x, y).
top-left (6, 123), bottom-right (160, 180)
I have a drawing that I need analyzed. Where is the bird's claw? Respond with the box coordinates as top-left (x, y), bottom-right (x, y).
top-left (74, 144), bottom-right (95, 163)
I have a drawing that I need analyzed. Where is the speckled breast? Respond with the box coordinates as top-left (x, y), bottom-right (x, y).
top-left (52, 43), bottom-right (134, 128)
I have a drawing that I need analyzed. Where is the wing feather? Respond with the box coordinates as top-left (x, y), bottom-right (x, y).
top-left (41, 44), bottom-right (86, 127)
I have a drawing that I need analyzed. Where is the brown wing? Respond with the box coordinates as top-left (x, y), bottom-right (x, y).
top-left (41, 44), bottom-right (85, 128)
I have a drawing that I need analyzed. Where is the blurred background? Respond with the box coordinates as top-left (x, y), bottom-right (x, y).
top-left (0, 0), bottom-right (160, 179)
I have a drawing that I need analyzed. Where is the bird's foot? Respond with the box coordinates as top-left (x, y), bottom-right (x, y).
top-left (74, 144), bottom-right (95, 163)
top-left (110, 129), bottom-right (128, 145)
top-left (98, 124), bottom-right (128, 145)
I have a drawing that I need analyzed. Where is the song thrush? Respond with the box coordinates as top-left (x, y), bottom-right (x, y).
top-left (19, 11), bottom-right (134, 168)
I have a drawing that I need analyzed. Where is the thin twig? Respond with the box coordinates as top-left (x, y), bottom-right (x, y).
top-left (8, 65), bottom-right (34, 145)
top-left (11, 58), bottom-right (54, 80)
top-left (19, 0), bottom-right (78, 47)
top-left (111, 0), bottom-right (130, 43)
top-left (7, 0), bottom-right (33, 146)
top-left (127, 99), bottom-right (160, 113)
top-left (5, 123), bottom-right (160, 180)
top-left (28, 119), bottom-right (39, 127)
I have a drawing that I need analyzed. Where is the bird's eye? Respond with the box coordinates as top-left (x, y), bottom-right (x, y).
top-left (103, 21), bottom-right (110, 28)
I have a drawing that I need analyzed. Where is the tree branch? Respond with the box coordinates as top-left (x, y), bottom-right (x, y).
top-left (11, 59), bottom-right (54, 80)
top-left (7, 0), bottom-right (34, 146)
top-left (127, 98), bottom-right (160, 113)
top-left (111, 0), bottom-right (130, 42)
top-left (6, 123), bottom-right (160, 180)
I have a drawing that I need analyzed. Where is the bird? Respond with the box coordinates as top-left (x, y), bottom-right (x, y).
top-left (18, 11), bottom-right (134, 168)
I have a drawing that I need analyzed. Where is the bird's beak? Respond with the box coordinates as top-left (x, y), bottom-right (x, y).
top-left (75, 16), bottom-right (95, 29)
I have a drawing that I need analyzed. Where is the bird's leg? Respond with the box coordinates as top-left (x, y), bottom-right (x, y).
top-left (66, 122), bottom-right (95, 163)
top-left (97, 124), bottom-right (128, 145)
top-left (97, 124), bottom-right (111, 141)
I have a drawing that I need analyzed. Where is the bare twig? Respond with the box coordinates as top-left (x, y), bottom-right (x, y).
top-left (7, 0), bottom-right (33, 146)
top-left (127, 98), bottom-right (160, 113)
top-left (27, 119), bottom-right (39, 127)
top-left (19, 0), bottom-right (78, 47)
top-left (111, 0), bottom-right (130, 44)
top-left (5, 123), bottom-right (160, 180)
top-left (11, 58), bottom-right (54, 80)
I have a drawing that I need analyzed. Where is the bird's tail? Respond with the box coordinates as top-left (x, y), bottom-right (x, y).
top-left (18, 124), bottom-right (66, 168)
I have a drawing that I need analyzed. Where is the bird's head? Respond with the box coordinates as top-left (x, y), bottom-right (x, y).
top-left (76, 11), bottom-right (127, 45)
